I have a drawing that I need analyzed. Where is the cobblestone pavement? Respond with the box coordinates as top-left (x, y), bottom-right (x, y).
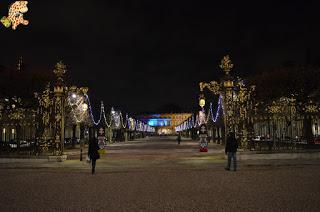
top-left (0, 136), bottom-right (320, 211)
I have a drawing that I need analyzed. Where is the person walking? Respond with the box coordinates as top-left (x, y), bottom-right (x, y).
top-left (177, 133), bottom-right (181, 144)
top-left (225, 132), bottom-right (238, 171)
top-left (88, 138), bottom-right (100, 174)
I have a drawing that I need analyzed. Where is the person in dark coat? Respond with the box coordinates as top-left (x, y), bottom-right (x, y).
top-left (225, 132), bottom-right (238, 171)
top-left (177, 133), bottom-right (181, 144)
top-left (88, 138), bottom-right (100, 174)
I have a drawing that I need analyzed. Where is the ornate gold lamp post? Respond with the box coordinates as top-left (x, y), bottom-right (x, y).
top-left (66, 85), bottom-right (89, 160)
top-left (34, 61), bottom-right (89, 160)
top-left (221, 55), bottom-right (235, 136)
top-left (199, 55), bottom-right (255, 147)
top-left (199, 55), bottom-right (234, 144)
top-left (53, 61), bottom-right (67, 156)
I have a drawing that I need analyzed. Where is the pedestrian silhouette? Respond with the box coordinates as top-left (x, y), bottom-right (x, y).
top-left (225, 132), bottom-right (238, 171)
top-left (177, 133), bottom-right (181, 144)
top-left (88, 138), bottom-right (100, 174)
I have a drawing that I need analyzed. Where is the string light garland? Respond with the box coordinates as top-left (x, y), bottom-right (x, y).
top-left (120, 113), bottom-right (128, 129)
top-left (84, 94), bottom-right (102, 126)
top-left (210, 95), bottom-right (223, 122)
top-left (206, 107), bottom-right (211, 123)
top-left (101, 102), bottom-right (112, 128)
top-left (176, 95), bottom-right (224, 132)
top-left (83, 94), bottom-right (154, 132)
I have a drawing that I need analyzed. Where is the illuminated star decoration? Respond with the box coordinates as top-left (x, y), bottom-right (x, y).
top-left (1, 1), bottom-right (29, 30)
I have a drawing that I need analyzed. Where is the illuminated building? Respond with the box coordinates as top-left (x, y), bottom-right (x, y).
top-left (138, 113), bottom-right (192, 135)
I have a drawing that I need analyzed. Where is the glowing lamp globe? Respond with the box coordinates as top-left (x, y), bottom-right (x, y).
top-left (199, 98), bottom-right (205, 108)
top-left (82, 103), bottom-right (88, 111)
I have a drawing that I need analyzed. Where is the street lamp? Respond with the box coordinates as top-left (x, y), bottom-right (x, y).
top-left (82, 103), bottom-right (88, 112)
top-left (199, 93), bottom-right (206, 108)
top-left (66, 86), bottom-right (89, 160)
top-left (199, 55), bottom-right (255, 147)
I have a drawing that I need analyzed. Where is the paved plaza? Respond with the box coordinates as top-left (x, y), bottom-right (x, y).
top-left (0, 137), bottom-right (320, 211)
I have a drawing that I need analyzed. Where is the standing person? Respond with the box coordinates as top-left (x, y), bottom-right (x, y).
top-left (177, 133), bottom-right (181, 144)
top-left (225, 132), bottom-right (238, 171)
top-left (88, 138), bottom-right (100, 174)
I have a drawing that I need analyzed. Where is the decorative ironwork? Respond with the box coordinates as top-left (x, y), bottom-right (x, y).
top-left (8, 108), bottom-right (25, 120)
top-left (53, 82), bottom-right (65, 155)
top-left (304, 101), bottom-right (319, 113)
top-left (34, 82), bottom-right (53, 143)
top-left (199, 81), bottom-right (221, 95)
top-left (267, 103), bottom-right (282, 114)
top-left (219, 55), bottom-right (234, 75)
top-left (199, 55), bottom-right (255, 147)
top-left (53, 61), bottom-right (67, 84)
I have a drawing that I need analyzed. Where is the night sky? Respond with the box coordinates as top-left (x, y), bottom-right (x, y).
top-left (1, 1), bottom-right (319, 114)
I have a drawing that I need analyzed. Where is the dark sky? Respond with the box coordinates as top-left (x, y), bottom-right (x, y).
top-left (1, 1), bottom-right (319, 114)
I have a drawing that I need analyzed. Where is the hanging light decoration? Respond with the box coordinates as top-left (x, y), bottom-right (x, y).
top-left (199, 93), bottom-right (206, 108)
top-left (82, 94), bottom-right (154, 132)
top-left (176, 96), bottom-right (224, 132)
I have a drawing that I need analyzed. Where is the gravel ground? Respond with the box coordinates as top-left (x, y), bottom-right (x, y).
top-left (0, 167), bottom-right (319, 212)
top-left (0, 137), bottom-right (319, 212)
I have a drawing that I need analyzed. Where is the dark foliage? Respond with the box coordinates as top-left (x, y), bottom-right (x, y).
top-left (0, 64), bottom-right (54, 106)
top-left (249, 66), bottom-right (320, 103)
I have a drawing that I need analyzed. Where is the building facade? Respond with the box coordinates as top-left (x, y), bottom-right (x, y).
top-left (138, 113), bottom-right (192, 135)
